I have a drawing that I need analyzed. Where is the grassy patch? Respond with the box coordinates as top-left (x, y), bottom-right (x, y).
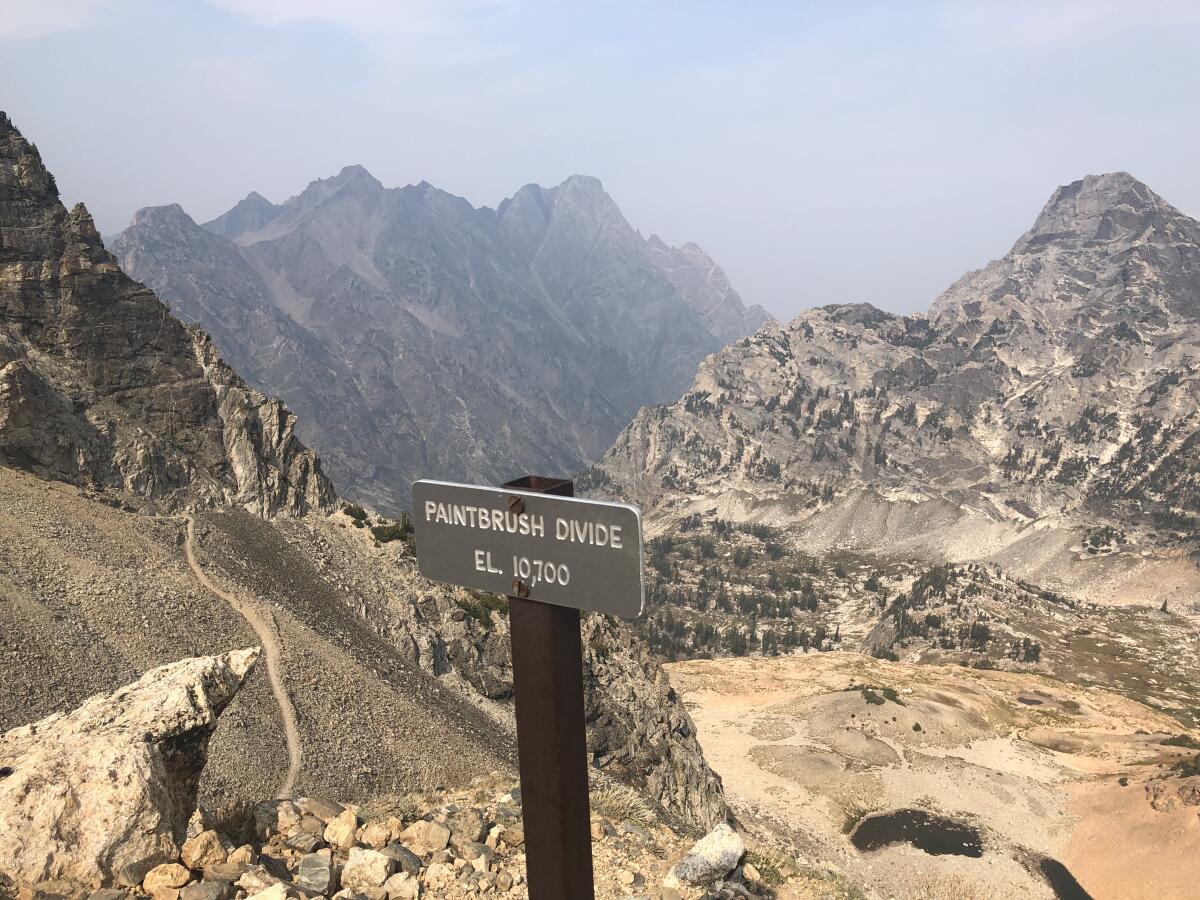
top-left (590, 782), bottom-right (655, 827)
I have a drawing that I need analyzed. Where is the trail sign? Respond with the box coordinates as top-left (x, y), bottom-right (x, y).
top-left (412, 475), bottom-right (645, 900)
top-left (412, 477), bottom-right (644, 618)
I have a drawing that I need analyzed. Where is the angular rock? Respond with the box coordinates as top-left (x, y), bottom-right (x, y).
top-left (181, 831), bottom-right (229, 870)
top-left (0, 648), bottom-right (259, 887)
top-left (381, 872), bottom-right (419, 900)
top-left (297, 799), bottom-right (345, 822)
top-left (180, 882), bottom-right (232, 900)
top-left (445, 808), bottom-right (487, 846)
top-left (341, 848), bottom-right (396, 893)
top-left (360, 820), bottom-right (392, 849)
top-left (400, 820), bottom-right (450, 855)
top-left (324, 809), bottom-right (360, 850)
top-left (247, 884), bottom-right (290, 900)
top-left (295, 851), bottom-right (336, 895)
top-left (664, 823), bottom-right (744, 888)
top-left (143, 864), bottom-right (192, 893)
top-left (379, 845), bottom-right (421, 876)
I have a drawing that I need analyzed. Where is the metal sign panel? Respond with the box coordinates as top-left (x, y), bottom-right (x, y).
top-left (412, 479), bottom-right (644, 618)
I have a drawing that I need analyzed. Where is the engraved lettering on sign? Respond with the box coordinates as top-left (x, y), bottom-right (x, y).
top-left (413, 480), bottom-right (644, 618)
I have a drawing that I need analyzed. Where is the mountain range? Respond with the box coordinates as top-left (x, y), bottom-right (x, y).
top-left (0, 110), bottom-right (726, 837)
top-left (592, 172), bottom-right (1200, 604)
top-left (113, 168), bottom-right (768, 512)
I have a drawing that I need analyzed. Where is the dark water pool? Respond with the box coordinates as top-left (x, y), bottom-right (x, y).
top-left (849, 809), bottom-right (983, 857)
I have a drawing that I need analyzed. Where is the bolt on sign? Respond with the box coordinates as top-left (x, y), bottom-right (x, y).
top-left (411, 479), bottom-right (644, 618)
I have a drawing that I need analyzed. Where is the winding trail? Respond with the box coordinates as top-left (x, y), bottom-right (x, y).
top-left (183, 515), bottom-right (302, 798)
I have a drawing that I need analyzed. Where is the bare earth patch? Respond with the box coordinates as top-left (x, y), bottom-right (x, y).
top-left (667, 652), bottom-right (1198, 899)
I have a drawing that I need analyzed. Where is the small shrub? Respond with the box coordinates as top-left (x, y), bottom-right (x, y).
top-left (861, 688), bottom-right (885, 706)
top-left (343, 502), bottom-right (368, 522)
top-left (744, 849), bottom-right (789, 886)
top-left (591, 782), bottom-right (655, 827)
top-left (371, 522), bottom-right (406, 543)
top-left (1163, 734), bottom-right (1200, 750)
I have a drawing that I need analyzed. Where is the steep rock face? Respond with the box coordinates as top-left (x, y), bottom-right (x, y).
top-left (594, 174), bottom-right (1200, 600)
top-left (0, 112), bottom-right (334, 517)
top-left (0, 648), bottom-right (259, 888)
top-left (114, 170), bottom-right (769, 512)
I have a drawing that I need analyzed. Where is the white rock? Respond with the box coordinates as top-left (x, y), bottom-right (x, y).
top-left (664, 822), bottom-right (744, 888)
top-left (400, 820), bottom-right (450, 854)
top-left (383, 871), bottom-right (420, 899)
top-left (0, 649), bottom-right (260, 888)
top-left (341, 847), bottom-right (397, 892)
top-left (247, 884), bottom-right (291, 900)
top-left (324, 809), bottom-right (360, 849)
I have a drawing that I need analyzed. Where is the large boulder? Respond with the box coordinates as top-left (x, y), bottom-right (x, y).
top-left (664, 822), bottom-right (744, 888)
top-left (0, 648), bottom-right (260, 888)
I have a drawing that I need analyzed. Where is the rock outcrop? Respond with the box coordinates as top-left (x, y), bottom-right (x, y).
top-left (593, 172), bottom-right (1200, 603)
top-left (0, 648), bottom-right (259, 888)
top-left (113, 170), bottom-right (769, 512)
top-left (0, 112), bottom-right (334, 517)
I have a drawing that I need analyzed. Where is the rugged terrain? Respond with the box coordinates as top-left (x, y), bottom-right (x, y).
top-left (113, 168), bottom-right (768, 512)
top-left (592, 173), bottom-right (1200, 604)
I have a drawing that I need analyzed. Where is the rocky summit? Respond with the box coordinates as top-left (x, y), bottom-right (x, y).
top-left (0, 113), bottom-right (334, 518)
top-left (112, 169), bottom-right (768, 513)
top-left (593, 172), bottom-right (1200, 604)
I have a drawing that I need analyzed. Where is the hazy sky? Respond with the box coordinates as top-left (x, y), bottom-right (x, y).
top-left (3, 1), bottom-right (1199, 320)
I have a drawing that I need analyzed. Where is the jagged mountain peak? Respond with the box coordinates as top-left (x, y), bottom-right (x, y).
top-left (1015, 171), bottom-right (1189, 253)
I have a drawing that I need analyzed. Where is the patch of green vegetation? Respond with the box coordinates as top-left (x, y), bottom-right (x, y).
top-left (743, 850), bottom-right (789, 887)
top-left (343, 502), bottom-right (368, 522)
top-left (457, 591), bottom-right (507, 625)
top-left (881, 686), bottom-right (905, 705)
top-left (861, 688), bottom-right (885, 706)
top-left (1162, 734), bottom-right (1200, 750)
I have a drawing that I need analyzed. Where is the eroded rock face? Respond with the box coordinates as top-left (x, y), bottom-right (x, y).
top-left (0, 648), bottom-right (260, 888)
top-left (593, 172), bottom-right (1200, 600)
top-left (0, 112), bottom-right (334, 518)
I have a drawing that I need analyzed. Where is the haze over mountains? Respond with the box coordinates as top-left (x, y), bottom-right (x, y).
top-left (0, 111), bottom-right (726, 845)
top-left (113, 168), bottom-right (768, 512)
top-left (594, 172), bottom-right (1200, 604)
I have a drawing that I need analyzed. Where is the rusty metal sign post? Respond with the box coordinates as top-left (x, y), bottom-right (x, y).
top-left (411, 476), bottom-right (645, 900)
